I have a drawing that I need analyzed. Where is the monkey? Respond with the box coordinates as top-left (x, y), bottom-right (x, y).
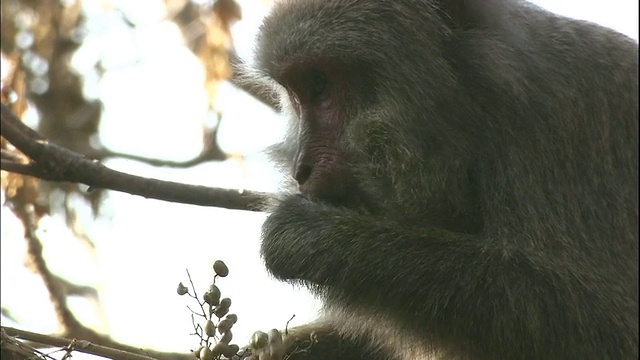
top-left (251, 0), bottom-right (639, 359)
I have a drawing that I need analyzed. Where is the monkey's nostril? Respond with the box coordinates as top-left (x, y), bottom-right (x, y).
top-left (294, 164), bottom-right (313, 185)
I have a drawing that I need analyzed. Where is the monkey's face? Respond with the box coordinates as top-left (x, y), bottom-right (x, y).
top-left (269, 60), bottom-right (387, 212)
top-left (257, 0), bottom-right (482, 231)
top-left (266, 67), bottom-right (478, 232)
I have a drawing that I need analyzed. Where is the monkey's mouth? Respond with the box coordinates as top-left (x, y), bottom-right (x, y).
top-left (299, 181), bottom-right (380, 213)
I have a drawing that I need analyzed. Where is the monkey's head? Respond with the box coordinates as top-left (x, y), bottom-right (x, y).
top-left (256, 0), bottom-right (490, 233)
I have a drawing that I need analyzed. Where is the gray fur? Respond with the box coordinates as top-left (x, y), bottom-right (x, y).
top-left (254, 0), bottom-right (639, 359)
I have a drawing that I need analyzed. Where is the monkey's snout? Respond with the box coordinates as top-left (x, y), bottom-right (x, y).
top-left (292, 156), bottom-right (344, 200)
top-left (294, 163), bottom-right (313, 185)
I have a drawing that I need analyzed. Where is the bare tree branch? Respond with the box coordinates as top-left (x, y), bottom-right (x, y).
top-left (1, 103), bottom-right (269, 212)
top-left (2, 326), bottom-right (195, 360)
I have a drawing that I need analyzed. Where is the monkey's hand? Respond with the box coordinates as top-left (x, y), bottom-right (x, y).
top-left (261, 193), bottom-right (477, 296)
top-left (261, 195), bottom-right (353, 284)
top-left (241, 322), bottom-right (392, 360)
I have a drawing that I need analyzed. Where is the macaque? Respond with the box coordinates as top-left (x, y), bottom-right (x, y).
top-left (253, 1), bottom-right (638, 359)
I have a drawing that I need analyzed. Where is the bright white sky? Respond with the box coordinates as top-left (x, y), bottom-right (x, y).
top-left (1, 0), bottom-right (637, 358)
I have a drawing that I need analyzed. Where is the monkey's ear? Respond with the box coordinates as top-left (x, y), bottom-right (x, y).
top-left (439, 0), bottom-right (507, 30)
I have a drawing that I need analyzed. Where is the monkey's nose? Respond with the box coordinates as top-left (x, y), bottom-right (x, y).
top-left (293, 146), bottom-right (313, 185)
top-left (294, 162), bottom-right (313, 185)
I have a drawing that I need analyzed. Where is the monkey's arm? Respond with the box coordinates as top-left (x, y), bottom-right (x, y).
top-left (263, 195), bottom-right (532, 291)
top-left (261, 195), bottom-right (627, 358)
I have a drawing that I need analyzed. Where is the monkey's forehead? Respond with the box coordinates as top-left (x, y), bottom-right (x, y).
top-left (254, 0), bottom-right (447, 77)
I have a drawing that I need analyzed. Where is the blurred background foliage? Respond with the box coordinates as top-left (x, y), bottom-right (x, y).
top-left (1, 0), bottom-right (308, 359)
